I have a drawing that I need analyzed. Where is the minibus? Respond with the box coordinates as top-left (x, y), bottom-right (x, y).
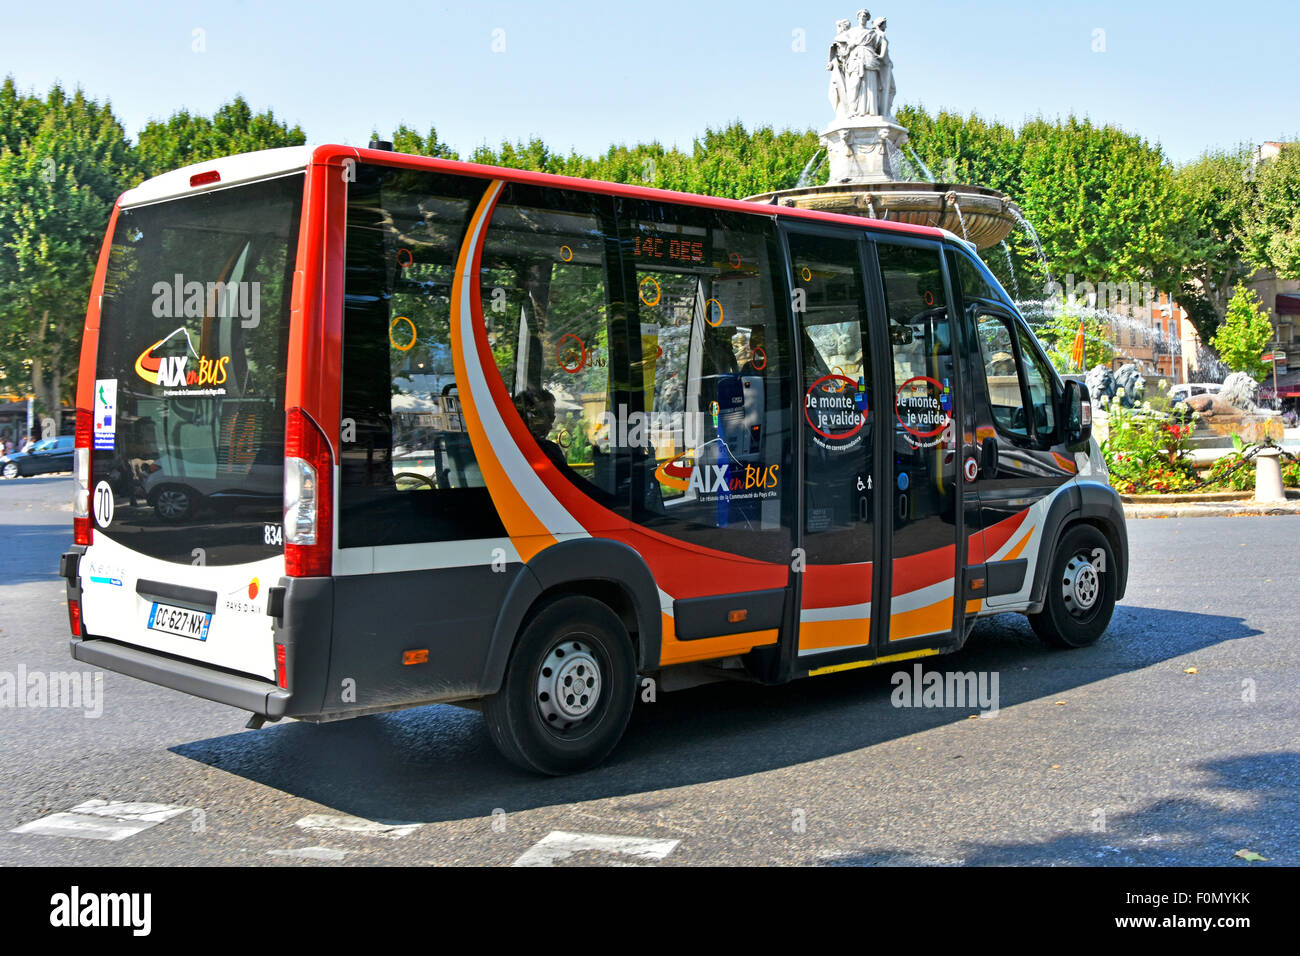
top-left (62, 145), bottom-right (1128, 773)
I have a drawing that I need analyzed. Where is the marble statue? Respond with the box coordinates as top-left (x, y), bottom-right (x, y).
top-left (827, 10), bottom-right (895, 121)
top-left (874, 17), bottom-right (896, 119)
top-left (826, 19), bottom-right (852, 118)
top-left (820, 11), bottom-right (909, 183)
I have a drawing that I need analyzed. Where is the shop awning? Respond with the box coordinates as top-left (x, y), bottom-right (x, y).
top-left (1278, 293), bottom-right (1300, 316)
top-left (1258, 370), bottom-right (1300, 399)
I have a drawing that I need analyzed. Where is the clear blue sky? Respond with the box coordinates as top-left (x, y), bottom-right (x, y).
top-left (2, 0), bottom-right (1296, 165)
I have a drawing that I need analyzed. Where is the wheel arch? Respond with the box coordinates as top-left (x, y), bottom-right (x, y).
top-left (1028, 479), bottom-right (1129, 612)
top-left (480, 538), bottom-right (662, 694)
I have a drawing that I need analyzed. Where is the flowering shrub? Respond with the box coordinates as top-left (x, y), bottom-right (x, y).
top-left (1100, 384), bottom-right (1200, 494)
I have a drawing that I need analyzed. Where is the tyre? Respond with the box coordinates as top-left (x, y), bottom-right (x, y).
top-left (1029, 524), bottom-right (1116, 649)
top-left (1, 461), bottom-right (17, 479)
top-left (483, 594), bottom-right (636, 775)
top-left (151, 484), bottom-right (197, 522)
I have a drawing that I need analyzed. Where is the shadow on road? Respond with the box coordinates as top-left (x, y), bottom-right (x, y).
top-left (826, 751), bottom-right (1296, 866)
top-left (0, 524), bottom-right (71, 583)
top-left (171, 605), bottom-right (1262, 825)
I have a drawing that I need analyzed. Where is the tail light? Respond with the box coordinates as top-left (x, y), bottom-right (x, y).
top-left (67, 599), bottom-right (82, 636)
top-left (73, 408), bottom-right (92, 545)
top-left (275, 642), bottom-right (288, 689)
top-left (283, 408), bottom-right (333, 576)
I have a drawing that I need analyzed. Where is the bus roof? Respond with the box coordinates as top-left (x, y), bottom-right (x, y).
top-left (118, 143), bottom-right (951, 245)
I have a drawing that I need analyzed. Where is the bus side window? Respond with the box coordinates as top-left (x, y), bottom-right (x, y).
top-left (626, 203), bottom-right (794, 562)
top-left (974, 311), bottom-right (1056, 442)
top-left (339, 165), bottom-right (507, 549)
top-left (479, 183), bottom-right (620, 502)
top-left (975, 314), bottom-right (1028, 437)
top-left (1015, 322), bottom-right (1057, 441)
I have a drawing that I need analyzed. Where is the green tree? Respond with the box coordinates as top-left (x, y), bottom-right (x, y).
top-left (1016, 116), bottom-right (1178, 296)
top-left (1211, 285), bottom-right (1274, 379)
top-left (1030, 305), bottom-right (1114, 374)
top-left (895, 105), bottom-right (1022, 195)
top-left (0, 84), bottom-right (135, 413)
top-left (1244, 143), bottom-right (1300, 279)
top-left (380, 123), bottom-right (458, 159)
top-left (136, 96), bottom-right (305, 179)
top-left (682, 122), bottom-right (819, 199)
top-left (1166, 148), bottom-right (1257, 342)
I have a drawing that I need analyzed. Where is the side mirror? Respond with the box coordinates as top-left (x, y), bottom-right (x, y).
top-left (1063, 379), bottom-right (1092, 445)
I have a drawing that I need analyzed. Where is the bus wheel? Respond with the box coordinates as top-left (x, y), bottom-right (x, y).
top-left (483, 595), bottom-right (636, 775)
top-left (1029, 524), bottom-right (1116, 649)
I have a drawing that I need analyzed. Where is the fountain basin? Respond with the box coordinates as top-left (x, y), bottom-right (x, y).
top-left (744, 182), bottom-right (1020, 250)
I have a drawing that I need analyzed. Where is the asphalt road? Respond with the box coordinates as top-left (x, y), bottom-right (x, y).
top-left (1, 475), bottom-right (1295, 866)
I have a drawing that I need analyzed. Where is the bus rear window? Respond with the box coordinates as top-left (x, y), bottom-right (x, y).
top-left (90, 173), bottom-right (303, 565)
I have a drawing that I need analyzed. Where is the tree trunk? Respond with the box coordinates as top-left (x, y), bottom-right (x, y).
top-left (29, 307), bottom-right (47, 422)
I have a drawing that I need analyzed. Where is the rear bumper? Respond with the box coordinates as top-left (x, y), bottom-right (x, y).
top-left (63, 545), bottom-right (328, 719)
top-left (71, 637), bottom-right (291, 718)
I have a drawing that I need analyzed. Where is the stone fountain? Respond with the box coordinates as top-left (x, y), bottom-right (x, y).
top-left (746, 10), bottom-right (1021, 250)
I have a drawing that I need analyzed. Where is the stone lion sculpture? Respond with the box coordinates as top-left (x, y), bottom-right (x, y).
top-left (1086, 364), bottom-right (1117, 404)
top-left (1219, 371), bottom-right (1260, 412)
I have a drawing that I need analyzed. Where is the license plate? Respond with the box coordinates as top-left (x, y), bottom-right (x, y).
top-left (147, 602), bottom-right (212, 641)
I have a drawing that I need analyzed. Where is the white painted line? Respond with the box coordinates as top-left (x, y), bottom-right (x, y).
top-left (10, 800), bottom-right (191, 842)
top-left (295, 813), bottom-right (420, 839)
top-left (268, 846), bottom-right (349, 862)
top-left (512, 831), bottom-right (681, 867)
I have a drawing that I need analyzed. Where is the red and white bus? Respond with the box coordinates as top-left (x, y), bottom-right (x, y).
top-left (62, 144), bottom-right (1127, 773)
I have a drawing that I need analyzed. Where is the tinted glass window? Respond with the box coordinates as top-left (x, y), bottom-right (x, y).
top-left (954, 249), bottom-right (1000, 304)
top-left (1016, 323), bottom-right (1057, 440)
top-left (91, 173), bottom-right (303, 565)
top-left (626, 202), bottom-right (793, 562)
top-left (339, 165), bottom-right (506, 548)
top-left (975, 313), bottom-right (1027, 437)
top-left (479, 183), bottom-right (621, 503)
top-left (974, 311), bottom-right (1057, 442)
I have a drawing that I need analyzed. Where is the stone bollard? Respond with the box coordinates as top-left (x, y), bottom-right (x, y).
top-left (1254, 446), bottom-right (1286, 503)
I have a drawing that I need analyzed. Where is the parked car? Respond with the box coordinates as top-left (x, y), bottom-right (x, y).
top-left (1170, 382), bottom-right (1222, 404)
top-left (141, 462), bottom-right (282, 522)
top-left (0, 435), bottom-right (74, 478)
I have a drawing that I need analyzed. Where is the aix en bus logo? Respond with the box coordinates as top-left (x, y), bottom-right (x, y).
top-left (134, 327), bottom-right (230, 389)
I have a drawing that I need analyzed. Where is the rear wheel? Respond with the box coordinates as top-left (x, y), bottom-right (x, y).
top-left (483, 595), bottom-right (636, 775)
top-left (1029, 524), bottom-right (1116, 648)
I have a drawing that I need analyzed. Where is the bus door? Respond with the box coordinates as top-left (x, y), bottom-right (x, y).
top-left (966, 303), bottom-right (1074, 608)
top-left (785, 228), bottom-right (883, 669)
top-left (874, 238), bottom-right (965, 653)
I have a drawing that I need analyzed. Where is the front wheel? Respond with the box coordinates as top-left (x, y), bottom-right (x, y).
top-left (483, 595), bottom-right (636, 775)
top-left (1029, 524), bottom-right (1116, 648)
top-left (1, 461), bottom-right (18, 479)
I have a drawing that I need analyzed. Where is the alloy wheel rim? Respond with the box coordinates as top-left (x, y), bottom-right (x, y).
top-left (157, 490), bottom-right (189, 518)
